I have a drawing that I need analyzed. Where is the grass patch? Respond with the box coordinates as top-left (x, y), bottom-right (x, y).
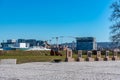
top-left (0, 50), bottom-right (119, 64)
top-left (0, 50), bottom-right (67, 64)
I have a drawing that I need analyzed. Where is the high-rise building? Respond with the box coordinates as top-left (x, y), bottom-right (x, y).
top-left (76, 37), bottom-right (97, 50)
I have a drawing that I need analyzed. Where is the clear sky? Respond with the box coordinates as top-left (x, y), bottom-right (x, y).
top-left (0, 0), bottom-right (114, 43)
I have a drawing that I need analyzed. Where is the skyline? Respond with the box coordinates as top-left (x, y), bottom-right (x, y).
top-left (0, 0), bottom-right (114, 43)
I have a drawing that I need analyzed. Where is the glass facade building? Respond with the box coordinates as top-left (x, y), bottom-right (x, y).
top-left (76, 37), bottom-right (97, 50)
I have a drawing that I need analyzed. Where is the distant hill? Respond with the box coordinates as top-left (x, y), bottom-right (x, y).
top-left (60, 42), bottom-right (119, 50)
top-left (97, 42), bottom-right (114, 49)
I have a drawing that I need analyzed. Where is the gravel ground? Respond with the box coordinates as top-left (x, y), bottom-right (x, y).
top-left (0, 61), bottom-right (120, 80)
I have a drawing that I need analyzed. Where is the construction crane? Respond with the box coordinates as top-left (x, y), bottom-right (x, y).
top-left (63, 36), bottom-right (77, 50)
top-left (52, 36), bottom-right (64, 48)
top-left (52, 36), bottom-right (77, 49)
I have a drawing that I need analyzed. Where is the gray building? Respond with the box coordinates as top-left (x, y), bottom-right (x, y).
top-left (1, 39), bottom-right (46, 48)
top-left (76, 37), bottom-right (97, 50)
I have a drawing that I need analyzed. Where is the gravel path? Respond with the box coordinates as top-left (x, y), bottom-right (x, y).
top-left (0, 61), bottom-right (120, 80)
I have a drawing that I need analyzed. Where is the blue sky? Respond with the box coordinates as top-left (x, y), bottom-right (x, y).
top-left (0, 0), bottom-right (113, 43)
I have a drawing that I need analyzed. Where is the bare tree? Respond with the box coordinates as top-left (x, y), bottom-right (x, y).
top-left (110, 0), bottom-right (120, 47)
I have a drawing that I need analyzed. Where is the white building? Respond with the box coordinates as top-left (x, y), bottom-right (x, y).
top-left (15, 43), bottom-right (29, 48)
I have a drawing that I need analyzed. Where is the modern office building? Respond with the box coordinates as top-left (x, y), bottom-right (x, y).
top-left (7, 39), bottom-right (16, 43)
top-left (17, 39), bottom-right (26, 43)
top-left (26, 39), bottom-right (37, 47)
top-left (76, 37), bottom-right (97, 50)
top-left (36, 40), bottom-right (45, 46)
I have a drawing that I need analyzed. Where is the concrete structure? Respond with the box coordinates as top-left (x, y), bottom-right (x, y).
top-left (65, 49), bottom-right (74, 62)
top-left (104, 51), bottom-right (110, 61)
top-left (77, 50), bottom-right (84, 61)
top-left (112, 51), bottom-right (119, 61)
top-left (16, 43), bottom-right (28, 48)
top-left (86, 51), bottom-right (94, 61)
top-left (76, 37), bottom-right (97, 50)
top-left (0, 59), bottom-right (17, 65)
top-left (95, 51), bottom-right (103, 61)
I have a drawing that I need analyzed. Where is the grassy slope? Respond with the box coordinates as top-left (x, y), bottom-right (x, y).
top-left (0, 51), bottom-right (67, 64)
top-left (0, 50), bottom-right (119, 64)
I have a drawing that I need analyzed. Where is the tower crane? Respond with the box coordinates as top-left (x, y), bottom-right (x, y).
top-left (52, 36), bottom-right (64, 48)
top-left (51, 36), bottom-right (78, 49)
